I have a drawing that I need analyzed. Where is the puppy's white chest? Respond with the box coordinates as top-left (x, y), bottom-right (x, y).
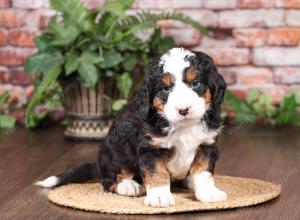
top-left (164, 124), bottom-right (218, 179)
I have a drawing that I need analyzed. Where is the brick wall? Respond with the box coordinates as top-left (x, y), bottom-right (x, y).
top-left (1, 0), bottom-right (300, 107)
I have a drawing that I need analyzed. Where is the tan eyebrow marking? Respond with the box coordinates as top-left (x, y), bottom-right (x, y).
top-left (185, 67), bottom-right (198, 83)
top-left (161, 73), bottom-right (172, 86)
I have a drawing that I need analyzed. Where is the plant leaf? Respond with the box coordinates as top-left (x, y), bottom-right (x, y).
top-left (26, 67), bottom-right (62, 128)
top-left (49, 19), bottom-right (80, 46)
top-left (98, 48), bottom-right (123, 69)
top-left (0, 91), bottom-right (10, 105)
top-left (122, 53), bottom-right (137, 71)
top-left (100, 0), bottom-right (134, 17)
top-left (24, 49), bottom-right (62, 74)
top-left (119, 11), bottom-right (207, 34)
top-left (274, 93), bottom-right (300, 126)
top-left (50, 0), bottom-right (88, 25)
top-left (112, 99), bottom-right (127, 111)
top-left (0, 114), bottom-right (16, 129)
top-left (65, 50), bottom-right (79, 75)
top-left (246, 90), bottom-right (259, 104)
top-left (35, 34), bottom-right (54, 50)
top-left (117, 72), bottom-right (132, 98)
top-left (78, 62), bottom-right (98, 88)
top-left (81, 51), bottom-right (104, 64)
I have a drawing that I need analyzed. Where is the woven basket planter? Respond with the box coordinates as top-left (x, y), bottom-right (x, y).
top-left (60, 78), bottom-right (119, 141)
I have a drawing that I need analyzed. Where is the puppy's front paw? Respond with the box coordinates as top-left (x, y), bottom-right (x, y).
top-left (195, 186), bottom-right (227, 203)
top-left (116, 179), bottom-right (145, 197)
top-left (144, 185), bottom-right (175, 207)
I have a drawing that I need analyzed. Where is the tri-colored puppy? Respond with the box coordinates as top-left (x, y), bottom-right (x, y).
top-left (36, 48), bottom-right (227, 207)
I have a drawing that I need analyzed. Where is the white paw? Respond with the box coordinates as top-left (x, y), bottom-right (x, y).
top-left (195, 186), bottom-right (227, 203)
top-left (34, 176), bottom-right (59, 188)
top-left (115, 179), bottom-right (144, 197)
top-left (144, 185), bottom-right (175, 207)
top-left (192, 171), bottom-right (227, 203)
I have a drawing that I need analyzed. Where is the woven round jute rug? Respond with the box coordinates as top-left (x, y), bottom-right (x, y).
top-left (48, 175), bottom-right (281, 214)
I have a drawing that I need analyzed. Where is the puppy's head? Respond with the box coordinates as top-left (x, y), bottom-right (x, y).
top-left (137, 48), bottom-right (226, 129)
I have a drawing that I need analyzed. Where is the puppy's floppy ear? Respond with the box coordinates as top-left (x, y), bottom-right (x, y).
top-left (207, 61), bottom-right (227, 129)
top-left (192, 51), bottom-right (227, 128)
top-left (136, 58), bottom-right (163, 120)
top-left (136, 77), bottom-right (152, 120)
top-left (208, 70), bottom-right (226, 111)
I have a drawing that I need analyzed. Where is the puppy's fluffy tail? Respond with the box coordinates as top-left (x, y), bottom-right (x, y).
top-left (34, 162), bottom-right (98, 188)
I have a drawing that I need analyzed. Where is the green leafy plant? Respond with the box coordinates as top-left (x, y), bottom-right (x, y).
top-left (0, 92), bottom-right (17, 129)
top-left (25, 0), bottom-right (206, 128)
top-left (224, 90), bottom-right (300, 126)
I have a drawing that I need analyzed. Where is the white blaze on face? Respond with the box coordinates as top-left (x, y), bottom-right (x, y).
top-left (160, 48), bottom-right (207, 124)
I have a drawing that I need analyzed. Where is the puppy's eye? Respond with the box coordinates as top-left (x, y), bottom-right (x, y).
top-left (191, 80), bottom-right (200, 88)
top-left (162, 86), bottom-right (172, 93)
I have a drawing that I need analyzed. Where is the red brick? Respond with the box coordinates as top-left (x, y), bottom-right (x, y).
top-left (0, 28), bottom-right (8, 46)
top-left (228, 85), bottom-right (248, 99)
top-left (0, 10), bottom-right (26, 27)
top-left (25, 85), bottom-right (34, 98)
top-left (181, 10), bottom-right (218, 27)
top-left (163, 28), bottom-right (201, 47)
top-left (0, 0), bottom-right (10, 8)
top-left (268, 85), bottom-right (288, 103)
top-left (218, 67), bottom-right (237, 85)
top-left (235, 67), bottom-right (273, 84)
top-left (12, 0), bottom-right (43, 9)
top-left (83, 0), bottom-right (104, 9)
top-left (138, 0), bottom-right (203, 9)
top-left (203, 0), bottom-right (237, 9)
top-left (274, 67), bottom-right (300, 84)
top-left (238, 0), bottom-right (275, 8)
top-left (158, 10), bottom-right (218, 28)
top-left (233, 28), bottom-right (267, 47)
top-left (10, 68), bottom-right (33, 85)
top-left (228, 84), bottom-right (287, 103)
top-left (9, 29), bottom-right (38, 46)
top-left (219, 10), bottom-right (263, 28)
top-left (219, 9), bottom-right (284, 28)
top-left (200, 37), bottom-right (236, 48)
top-left (0, 48), bottom-right (36, 66)
top-left (253, 48), bottom-right (300, 66)
top-left (198, 48), bottom-right (250, 66)
top-left (276, 0), bottom-right (300, 8)
top-left (0, 66), bottom-right (9, 83)
top-left (39, 9), bottom-right (55, 29)
top-left (172, 0), bottom-right (203, 8)
top-left (138, 0), bottom-right (174, 9)
top-left (263, 9), bottom-right (284, 27)
top-left (286, 10), bottom-right (300, 26)
top-left (26, 10), bottom-right (41, 27)
top-left (267, 28), bottom-right (300, 46)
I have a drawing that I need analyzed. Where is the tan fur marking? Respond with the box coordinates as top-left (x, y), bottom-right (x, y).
top-left (109, 169), bottom-right (134, 192)
top-left (161, 73), bottom-right (172, 86)
top-left (153, 97), bottom-right (164, 112)
top-left (145, 133), bottom-right (163, 148)
top-left (203, 89), bottom-right (212, 104)
top-left (190, 150), bottom-right (209, 175)
top-left (144, 158), bottom-right (170, 188)
top-left (185, 67), bottom-right (198, 83)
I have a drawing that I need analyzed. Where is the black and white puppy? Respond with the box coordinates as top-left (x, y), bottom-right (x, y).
top-left (36, 48), bottom-right (227, 208)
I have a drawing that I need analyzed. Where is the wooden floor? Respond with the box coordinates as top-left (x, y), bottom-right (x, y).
top-left (0, 125), bottom-right (299, 220)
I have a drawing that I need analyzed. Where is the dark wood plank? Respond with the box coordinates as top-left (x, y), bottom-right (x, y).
top-left (0, 127), bottom-right (72, 206)
top-left (0, 125), bottom-right (299, 220)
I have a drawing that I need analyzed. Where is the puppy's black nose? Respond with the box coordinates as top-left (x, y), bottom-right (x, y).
top-left (178, 108), bottom-right (189, 116)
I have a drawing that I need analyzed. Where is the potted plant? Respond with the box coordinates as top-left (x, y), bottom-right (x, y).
top-left (25, 0), bottom-right (206, 140)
